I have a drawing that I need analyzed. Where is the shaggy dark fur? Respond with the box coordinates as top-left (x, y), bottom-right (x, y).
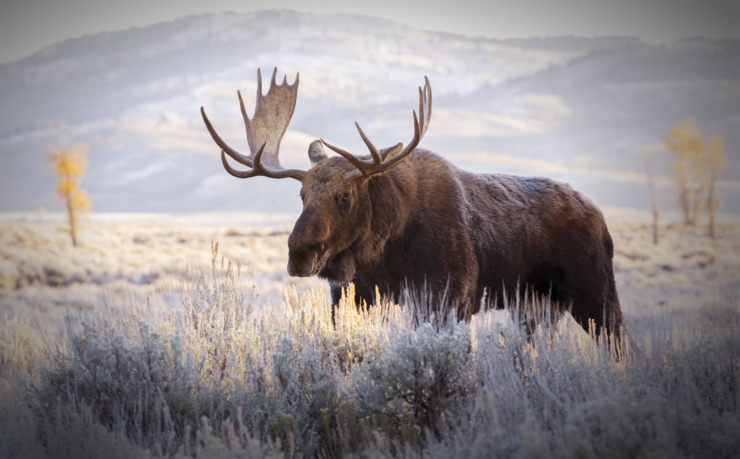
top-left (287, 149), bottom-right (623, 351)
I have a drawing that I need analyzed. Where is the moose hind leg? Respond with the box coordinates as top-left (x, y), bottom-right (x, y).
top-left (513, 263), bottom-right (569, 339)
top-left (526, 262), bottom-right (569, 301)
top-left (524, 262), bottom-right (569, 321)
top-left (570, 288), bottom-right (624, 360)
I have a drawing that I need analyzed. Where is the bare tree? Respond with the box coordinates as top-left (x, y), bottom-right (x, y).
top-left (705, 135), bottom-right (726, 239)
top-left (645, 162), bottom-right (659, 244)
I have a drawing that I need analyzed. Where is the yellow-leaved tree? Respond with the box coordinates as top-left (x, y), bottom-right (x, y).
top-left (664, 119), bottom-right (726, 238)
top-left (664, 119), bottom-right (704, 225)
top-left (48, 143), bottom-right (91, 246)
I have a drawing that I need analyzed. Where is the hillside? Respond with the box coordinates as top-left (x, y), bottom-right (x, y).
top-left (0, 10), bottom-right (738, 213)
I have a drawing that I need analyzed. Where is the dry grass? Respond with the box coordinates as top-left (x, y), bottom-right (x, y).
top-left (0, 211), bottom-right (738, 457)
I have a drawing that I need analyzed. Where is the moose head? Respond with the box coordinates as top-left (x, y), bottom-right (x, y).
top-left (200, 68), bottom-right (432, 283)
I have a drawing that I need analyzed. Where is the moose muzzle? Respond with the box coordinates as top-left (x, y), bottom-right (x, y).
top-left (287, 248), bottom-right (319, 277)
top-left (287, 208), bottom-right (330, 277)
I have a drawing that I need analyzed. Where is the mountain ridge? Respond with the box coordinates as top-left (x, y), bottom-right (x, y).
top-left (1, 10), bottom-right (737, 214)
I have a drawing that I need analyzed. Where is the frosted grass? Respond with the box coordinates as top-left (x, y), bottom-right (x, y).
top-left (1, 245), bottom-right (738, 457)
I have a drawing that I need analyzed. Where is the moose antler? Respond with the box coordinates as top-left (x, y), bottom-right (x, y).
top-left (321, 77), bottom-right (432, 177)
top-left (200, 68), bottom-right (306, 181)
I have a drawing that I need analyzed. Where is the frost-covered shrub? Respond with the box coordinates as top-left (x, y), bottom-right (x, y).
top-left (32, 320), bottom-right (212, 453)
top-left (549, 386), bottom-right (740, 458)
top-left (181, 242), bottom-right (254, 333)
top-left (176, 416), bottom-right (283, 459)
top-left (7, 249), bottom-right (740, 458)
top-left (40, 403), bottom-right (155, 459)
top-left (26, 248), bottom-right (259, 455)
top-left (353, 322), bottom-right (474, 438)
top-left (0, 317), bottom-right (46, 378)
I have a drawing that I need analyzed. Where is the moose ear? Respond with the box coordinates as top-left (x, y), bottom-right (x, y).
top-left (308, 140), bottom-right (328, 167)
top-left (380, 143), bottom-right (404, 160)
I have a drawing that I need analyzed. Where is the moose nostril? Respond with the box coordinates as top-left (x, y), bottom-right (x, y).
top-left (303, 243), bottom-right (324, 255)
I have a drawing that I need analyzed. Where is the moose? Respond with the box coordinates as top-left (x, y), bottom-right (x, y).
top-left (201, 68), bottom-right (624, 354)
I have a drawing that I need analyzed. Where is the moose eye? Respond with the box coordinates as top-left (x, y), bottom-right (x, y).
top-left (336, 192), bottom-right (350, 208)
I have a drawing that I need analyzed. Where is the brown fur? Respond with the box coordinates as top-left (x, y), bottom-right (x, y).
top-left (288, 149), bottom-right (623, 352)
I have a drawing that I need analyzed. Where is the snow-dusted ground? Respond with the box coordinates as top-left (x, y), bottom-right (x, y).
top-left (1, 210), bottom-right (738, 327)
top-left (0, 212), bottom-right (318, 323)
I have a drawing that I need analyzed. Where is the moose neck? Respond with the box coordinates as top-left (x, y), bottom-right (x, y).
top-left (356, 163), bottom-right (417, 266)
top-left (317, 161), bottom-right (417, 284)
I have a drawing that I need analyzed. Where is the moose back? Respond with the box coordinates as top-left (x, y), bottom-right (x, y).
top-left (201, 68), bottom-right (623, 350)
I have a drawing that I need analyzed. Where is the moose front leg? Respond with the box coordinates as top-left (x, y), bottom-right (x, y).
top-left (327, 280), bottom-right (373, 328)
top-left (322, 251), bottom-right (357, 327)
top-left (329, 281), bottom-right (345, 328)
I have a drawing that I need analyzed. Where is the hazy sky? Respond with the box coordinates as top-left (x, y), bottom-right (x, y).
top-left (1, 0), bottom-right (738, 64)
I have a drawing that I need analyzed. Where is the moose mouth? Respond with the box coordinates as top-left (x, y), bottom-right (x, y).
top-left (287, 248), bottom-right (329, 277)
top-left (310, 251), bottom-right (329, 276)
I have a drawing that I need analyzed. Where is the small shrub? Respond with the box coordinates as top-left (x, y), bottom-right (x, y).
top-left (353, 322), bottom-right (474, 438)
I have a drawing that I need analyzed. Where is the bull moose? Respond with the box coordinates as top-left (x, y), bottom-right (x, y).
top-left (201, 68), bottom-right (624, 354)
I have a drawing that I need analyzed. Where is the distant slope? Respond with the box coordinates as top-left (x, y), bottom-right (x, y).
top-left (0, 10), bottom-right (737, 214)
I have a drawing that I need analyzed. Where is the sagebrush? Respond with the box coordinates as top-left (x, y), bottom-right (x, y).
top-left (0, 249), bottom-right (738, 458)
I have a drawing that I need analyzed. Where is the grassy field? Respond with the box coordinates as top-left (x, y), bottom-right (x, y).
top-left (0, 211), bottom-right (738, 457)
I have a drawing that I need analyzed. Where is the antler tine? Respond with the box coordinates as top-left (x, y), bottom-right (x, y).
top-left (325, 76), bottom-right (431, 178)
top-left (201, 106), bottom-right (253, 166)
top-left (221, 152), bottom-right (252, 178)
top-left (251, 140), bottom-right (292, 179)
top-left (368, 111), bottom-right (420, 175)
top-left (236, 90), bottom-right (253, 164)
top-left (370, 76), bottom-right (431, 172)
top-left (420, 76), bottom-right (432, 138)
top-left (320, 138), bottom-right (373, 172)
top-left (354, 122), bottom-right (383, 165)
top-left (220, 141), bottom-right (305, 180)
top-left (319, 122), bottom-right (384, 175)
top-left (256, 68), bottom-right (263, 100)
top-left (221, 144), bottom-right (264, 179)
